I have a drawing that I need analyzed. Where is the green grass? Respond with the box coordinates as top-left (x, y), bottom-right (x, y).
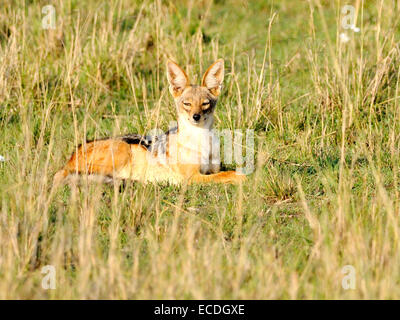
top-left (1, 0), bottom-right (400, 299)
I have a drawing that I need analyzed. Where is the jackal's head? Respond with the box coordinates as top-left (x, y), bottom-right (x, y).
top-left (166, 59), bottom-right (224, 129)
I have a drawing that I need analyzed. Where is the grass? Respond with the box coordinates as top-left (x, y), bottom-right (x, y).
top-left (1, 0), bottom-right (400, 299)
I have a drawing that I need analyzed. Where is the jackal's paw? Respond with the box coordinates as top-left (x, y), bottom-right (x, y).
top-left (234, 172), bottom-right (247, 184)
top-left (224, 171), bottom-right (247, 184)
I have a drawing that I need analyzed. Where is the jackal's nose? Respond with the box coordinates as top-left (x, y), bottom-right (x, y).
top-left (193, 114), bottom-right (201, 121)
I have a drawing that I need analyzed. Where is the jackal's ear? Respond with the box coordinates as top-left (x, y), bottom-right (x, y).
top-left (202, 59), bottom-right (224, 97)
top-left (166, 60), bottom-right (189, 97)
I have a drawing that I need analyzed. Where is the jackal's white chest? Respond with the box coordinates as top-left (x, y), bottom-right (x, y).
top-left (177, 125), bottom-right (221, 174)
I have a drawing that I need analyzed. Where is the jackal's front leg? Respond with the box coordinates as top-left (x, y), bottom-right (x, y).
top-left (189, 171), bottom-right (246, 184)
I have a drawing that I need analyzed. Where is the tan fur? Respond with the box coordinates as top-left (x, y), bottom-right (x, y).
top-left (53, 59), bottom-right (246, 187)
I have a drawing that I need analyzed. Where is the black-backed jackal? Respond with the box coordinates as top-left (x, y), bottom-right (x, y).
top-left (53, 59), bottom-right (246, 186)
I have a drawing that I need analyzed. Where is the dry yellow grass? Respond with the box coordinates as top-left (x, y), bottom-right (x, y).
top-left (1, 0), bottom-right (400, 299)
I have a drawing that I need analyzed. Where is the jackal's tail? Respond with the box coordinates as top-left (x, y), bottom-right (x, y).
top-left (53, 168), bottom-right (68, 188)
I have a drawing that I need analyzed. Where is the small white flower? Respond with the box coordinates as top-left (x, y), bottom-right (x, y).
top-left (0, 155), bottom-right (5, 162)
top-left (351, 25), bottom-right (360, 32)
top-left (340, 32), bottom-right (350, 43)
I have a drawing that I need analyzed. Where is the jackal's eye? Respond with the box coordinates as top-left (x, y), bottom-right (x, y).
top-left (202, 101), bottom-right (210, 109)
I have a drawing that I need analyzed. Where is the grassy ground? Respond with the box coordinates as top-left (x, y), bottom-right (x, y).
top-left (1, 0), bottom-right (400, 299)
